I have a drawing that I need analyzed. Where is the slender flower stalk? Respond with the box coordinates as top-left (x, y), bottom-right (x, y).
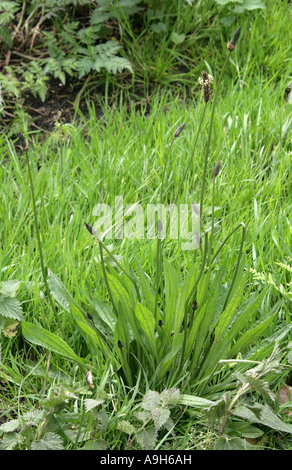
top-left (227, 26), bottom-right (241, 51)
top-left (157, 124), bottom-right (186, 319)
top-left (21, 133), bottom-right (64, 334)
top-left (221, 222), bottom-right (246, 312)
top-left (182, 27), bottom-right (242, 361)
top-left (200, 27), bottom-right (241, 217)
top-left (210, 161), bottom-right (221, 257)
top-left (174, 103), bottom-right (207, 209)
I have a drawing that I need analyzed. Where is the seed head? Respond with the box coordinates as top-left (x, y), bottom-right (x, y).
top-left (18, 132), bottom-right (29, 152)
top-left (227, 26), bottom-right (241, 51)
top-left (213, 161), bottom-right (221, 178)
top-left (117, 340), bottom-right (123, 349)
top-left (198, 71), bottom-right (213, 103)
top-left (85, 222), bottom-right (100, 241)
top-left (174, 122), bottom-right (186, 138)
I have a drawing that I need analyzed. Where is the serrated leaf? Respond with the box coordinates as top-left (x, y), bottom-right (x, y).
top-left (0, 432), bottom-right (20, 450)
top-left (0, 280), bottom-right (21, 296)
top-left (117, 420), bottom-right (137, 435)
top-left (82, 439), bottom-right (107, 450)
top-left (90, 9), bottom-right (111, 25)
top-left (214, 436), bottom-right (254, 450)
top-left (234, 403), bottom-right (292, 434)
top-left (150, 22), bottom-right (167, 33)
top-left (0, 295), bottom-right (24, 321)
top-left (151, 406), bottom-right (170, 431)
top-left (31, 432), bottom-right (64, 450)
top-left (235, 373), bottom-right (275, 401)
top-left (84, 398), bottom-right (105, 412)
top-left (142, 390), bottom-right (161, 410)
top-left (134, 410), bottom-right (150, 423)
top-left (0, 418), bottom-right (20, 434)
top-left (136, 427), bottom-right (157, 450)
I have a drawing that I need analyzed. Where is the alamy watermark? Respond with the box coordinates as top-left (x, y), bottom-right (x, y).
top-left (91, 196), bottom-right (200, 251)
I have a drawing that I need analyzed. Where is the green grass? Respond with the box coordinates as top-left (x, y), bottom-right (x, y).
top-left (1, 0), bottom-right (292, 450)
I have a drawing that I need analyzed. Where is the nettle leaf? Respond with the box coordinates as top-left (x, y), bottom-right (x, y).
top-left (134, 410), bottom-right (150, 423)
top-left (214, 436), bottom-right (254, 450)
top-left (0, 280), bottom-right (21, 297)
top-left (84, 398), bottom-right (105, 412)
top-left (82, 439), bottom-right (107, 450)
top-left (0, 418), bottom-right (20, 434)
top-left (141, 390), bottom-right (161, 410)
top-left (136, 427), bottom-right (157, 450)
top-left (90, 9), bottom-right (111, 25)
top-left (0, 295), bottom-right (24, 321)
top-left (117, 420), bottom-right (137, 435)
top-left (234, 403), bottom-right (292, 434)
top-left (0, 432), bottom-right (20, 450)
top-left (235, 372), bottom-right (275, 401)
top-left (31, 432), bottom-right (64, 450)
top-left (151, 407), bottom-right (170, 431)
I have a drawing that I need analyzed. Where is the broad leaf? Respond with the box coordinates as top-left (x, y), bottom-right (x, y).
top-left (234, 403), bottom-right (292, 434)
top-left (22, 321), bottom-right (85, 367)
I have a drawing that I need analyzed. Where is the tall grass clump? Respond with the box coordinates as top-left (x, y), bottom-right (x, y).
top-left (20, 26), bottom-right (290, 400)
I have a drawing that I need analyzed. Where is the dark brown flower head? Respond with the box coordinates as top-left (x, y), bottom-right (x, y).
top-left (85, 222), bottom-right (100, 241)
top-left (158, 319), bottom-right (163, 327)
top-left (117, 340), bottom-right (123, 349)
top-left (213, 161), bottom-right (221, 178)
top-left (174, 122), bottom-right (186, 138)
top-left (18, 132), bottom-right (29, 152)
top-left (227, 26), bottom-right (241, 51)
top-left (198, 71), bottom-right (213, 103)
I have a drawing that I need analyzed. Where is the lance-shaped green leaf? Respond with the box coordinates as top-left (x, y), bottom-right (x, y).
top-left (135, 303), bottom-right (157, 360)
top-left (22, 321), bottom-right (85, 368)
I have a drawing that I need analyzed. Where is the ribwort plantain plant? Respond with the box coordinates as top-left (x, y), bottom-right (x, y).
top-left (22, 26), bottom-right (284, 396)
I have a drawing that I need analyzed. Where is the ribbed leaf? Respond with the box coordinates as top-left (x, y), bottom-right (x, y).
top-left (22, 321), bottom-right (85, 366)
top-left (225, 288), bottom-right (268, 344)
top-left (47, 269), bottom-right (73, 312)
top-left (214, 272), bottom-right (249, 341)
top-left (230, 312), bottom-right (277, 357)
top-left (135, 303), bottom-right (157, 358)
top-left (164, 257), bottom-right (178, 333)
